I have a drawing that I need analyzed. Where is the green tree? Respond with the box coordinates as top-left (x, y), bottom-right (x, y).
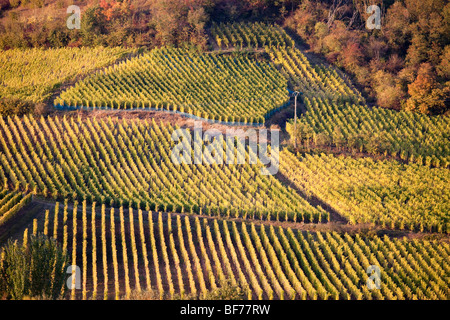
top-left (0, 234), bottom-right (68, 300)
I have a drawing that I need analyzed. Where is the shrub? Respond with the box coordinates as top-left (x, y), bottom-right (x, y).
top-left (0, 98), bottom-right (34, 117)
top-left (199, 280), bottom-right (248, 300)
top-left (168, 279), bottom-right (248, 301)
top-left (124, 289), bottom-right (159, 300)
top-left (9, 0), bottom-right (20, 8)
top-left (0, 233), bottom-right (69, 300)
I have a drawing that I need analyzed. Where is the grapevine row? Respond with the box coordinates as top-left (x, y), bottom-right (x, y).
top-left (0, 115), bottom-right (324, 223)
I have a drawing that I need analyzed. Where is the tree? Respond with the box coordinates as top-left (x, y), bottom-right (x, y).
top-left (405, 63), bottom-right (448, 114)
top-left (314, 131), bottom-right (332, 149)
top-left (372, 70), bottom-right (405, 110)
top-left (80, 5), bottom-right (107, 46)
top-left (384, 1), bottom-right (411, 52)
top-left (437, 45), bottom-right (450, 80)
top-left (340, 41), bottom-right (364, 70)
top-left (347, 133), bottom-right (365, 153)
top-left (0, 98), bottom-right (33, 116)
top-left (0, 234), bottom-right (68, 300)
top-left (150, 0), bottom-right (209, 49)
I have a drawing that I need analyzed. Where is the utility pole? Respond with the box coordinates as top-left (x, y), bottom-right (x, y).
top-left (292, 91), bottom-right (300, 149)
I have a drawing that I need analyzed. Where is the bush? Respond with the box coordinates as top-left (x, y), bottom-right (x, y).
top-left (34, 102), bottom-right (50, 116)
top-left (0, 98), bottom-right (34, 117)
top-left (164, 279), bottom-right (248, 301)
top-left (124, 289), bottom-right (159, 300)
top-left (199, 280), bottom-right (248, 300)
top-left (0, 233), bottom-right (69, 300)
top-left (9, 0), bottom-right (20, 8)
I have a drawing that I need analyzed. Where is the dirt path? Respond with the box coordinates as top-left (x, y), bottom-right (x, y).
top-left (275, 170), bottom-right (348, 224)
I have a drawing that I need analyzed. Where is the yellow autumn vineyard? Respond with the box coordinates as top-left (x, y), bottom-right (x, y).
top-left (0, 115), bottom-right (326, 222)
top-left (0, 20), bottom-right (449, 304)
top-left (55, 47), bottom-right (289, 124)
top-left (280, 150), bottom-right (450, 233)
top-left (17, 202), bottom-right (450, 300)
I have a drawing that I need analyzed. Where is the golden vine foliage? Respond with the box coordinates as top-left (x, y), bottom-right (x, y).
top-left (0, 47), bottom-right (134, 103)
top-left (56, 47), bottom-right (289, 124)
top-left (280, 150), bottom-right (450, 233)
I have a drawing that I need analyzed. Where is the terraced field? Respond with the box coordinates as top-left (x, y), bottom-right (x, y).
top-left (0, 21), bottom-right (449, 302)
top-left (0, 115), bottom-right (326, 223)
top-left (280, 150), bottom-right (450, 232)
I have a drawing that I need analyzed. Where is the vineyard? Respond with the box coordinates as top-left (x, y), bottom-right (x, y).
top-left (55, 47), bottom-right (289, 124)
top-left (0, 190), bottom-right (31, 228)
top-left (268, 48), bottom-right (363, 103)
top-left (287, 97), bottom-right (450, 167)
top-left (0, 115), bottom-right (326, 223)
top-left (211, 22), bottom-right (363, 103)
top-left (211, 22), bottom-right (294, 49)
top-left (0, 19), bottom-right (449, 303)
top-left (280, 150), bottom-right (450, 233)
top-left (18, 201), bottom-right (450, 300)
top-left (0, 47), bottom-right (134, 103)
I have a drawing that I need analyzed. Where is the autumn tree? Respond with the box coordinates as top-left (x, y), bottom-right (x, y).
top-left (406, 63), bottom-right (448, 114)
top-left (437, 46), bottom-right (450, 80)
top-left (150, 0), bottom-right (210, 49)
